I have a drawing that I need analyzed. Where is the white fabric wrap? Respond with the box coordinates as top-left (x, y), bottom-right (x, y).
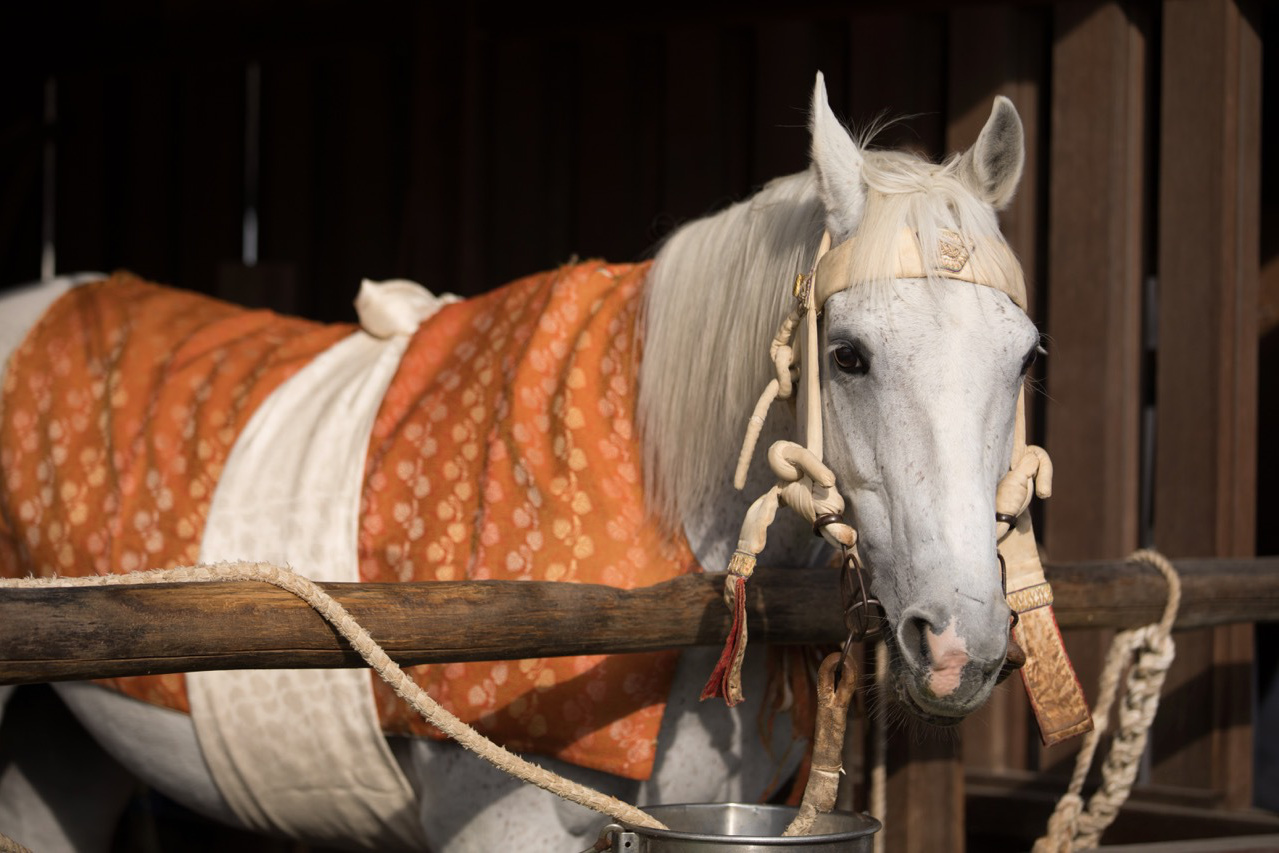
top-left (187, 279), bottom-right (458, 850)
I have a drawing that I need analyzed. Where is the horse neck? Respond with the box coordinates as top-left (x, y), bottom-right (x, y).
top-left (638, 171), bottom-right (825, 566)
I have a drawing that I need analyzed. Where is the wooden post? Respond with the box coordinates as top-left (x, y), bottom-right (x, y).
top-left (1151, 0), bottom-right (1261, 810)
top-left (1041, 0), bottom-right (1150, 779)
top-left (883, 732), bottom-right (964, 853)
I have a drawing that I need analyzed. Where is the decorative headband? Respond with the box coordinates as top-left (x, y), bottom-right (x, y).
top-left (812, 226), bottom-right (1027, 311)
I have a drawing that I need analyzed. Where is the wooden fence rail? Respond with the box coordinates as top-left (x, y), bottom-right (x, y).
top-left (2, 556), bottom-right (1277, 686)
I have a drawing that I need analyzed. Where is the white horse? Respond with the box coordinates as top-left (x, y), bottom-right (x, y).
top-left (0, 73), bottom-right (1036, 851)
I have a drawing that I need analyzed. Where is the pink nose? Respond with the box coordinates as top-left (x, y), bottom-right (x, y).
top-left (924, 623), bottom-right (970, 698)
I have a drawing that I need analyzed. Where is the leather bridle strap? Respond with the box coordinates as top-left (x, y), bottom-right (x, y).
top-left (996, 389), bottom-right (1092, 744)
top-left (706, 226), bottom-right (1092, 746)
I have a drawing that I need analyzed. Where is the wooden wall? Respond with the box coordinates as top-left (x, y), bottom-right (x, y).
top-left (0, 1), bottom-right (1270, 850)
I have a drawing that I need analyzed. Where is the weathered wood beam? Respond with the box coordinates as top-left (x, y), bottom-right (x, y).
top-left (1040, 0), bottom-right (1151, 782)
top-left (2, 557), bottom-right (1278, 685)
top-left (1151, 0), bottom-right (1262, 808)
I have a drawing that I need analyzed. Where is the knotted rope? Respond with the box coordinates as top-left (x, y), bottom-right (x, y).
top-left (1033, 549), bottom-right (1181, 852)
top-left (0, 562), bottom-right (668, 832)
top-left (0, 833), bottom-right (30, 853)
top-left (703, 232), bottom-right (857, 706)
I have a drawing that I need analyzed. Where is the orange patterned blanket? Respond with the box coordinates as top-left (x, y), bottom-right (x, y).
top-left (0, 263), bottom-right (699, 780)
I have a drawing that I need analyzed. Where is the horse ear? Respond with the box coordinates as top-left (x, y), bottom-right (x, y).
top-left (809, 72), bottom-right (865, 242)
top-left (961, 96), bottom-right (1025, 210)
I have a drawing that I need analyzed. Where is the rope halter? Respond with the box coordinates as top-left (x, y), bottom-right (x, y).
top-left (702, 224), bottom-right (1088, 748)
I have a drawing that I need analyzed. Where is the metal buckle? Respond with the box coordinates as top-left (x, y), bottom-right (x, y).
top-left (998, 552), bottom-right (1019, 628)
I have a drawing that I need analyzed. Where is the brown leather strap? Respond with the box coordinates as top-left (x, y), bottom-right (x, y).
top-left (1001, 510), bottom-right (1093, 745)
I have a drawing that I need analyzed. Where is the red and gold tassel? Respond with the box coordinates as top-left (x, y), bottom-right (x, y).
top-left (700, 551), bottom-right (756, 705)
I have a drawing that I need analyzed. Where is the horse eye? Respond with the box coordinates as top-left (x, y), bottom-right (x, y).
top-left (1020, 346), bottom-right (1038, 376)
top-left (833, 343), bottom-right (868, 375)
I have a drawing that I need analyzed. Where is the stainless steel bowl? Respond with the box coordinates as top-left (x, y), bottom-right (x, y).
top-left (594, 803), bottom-right (881, 852)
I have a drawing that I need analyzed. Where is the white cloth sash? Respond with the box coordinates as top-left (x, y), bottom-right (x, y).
top-left (187, 280), bottom-right (457, 850)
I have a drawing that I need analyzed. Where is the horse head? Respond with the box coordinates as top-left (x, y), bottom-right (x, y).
top-left (639, 72), bottom-right (1040, 727)
top-left (809, 74), bottom-right (1038, 722)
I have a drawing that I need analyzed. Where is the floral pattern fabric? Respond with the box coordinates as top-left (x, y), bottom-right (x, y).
top-left (0, 263), bottom-right (698, 780)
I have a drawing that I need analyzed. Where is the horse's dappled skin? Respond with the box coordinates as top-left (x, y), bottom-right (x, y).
top-left (822, 279), bottom-right (1035, 720)
top-left (0, 74), bottom-right (1036, 850)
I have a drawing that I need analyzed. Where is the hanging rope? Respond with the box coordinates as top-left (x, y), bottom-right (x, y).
top-left (1033, 549), bottom-right (1182, 852)
top-left (3, 561), bottom-right (872, 848)
top-left (0, 833), bottom-right (31, 853)
top-left (0, 563), bottom-right (668, 833)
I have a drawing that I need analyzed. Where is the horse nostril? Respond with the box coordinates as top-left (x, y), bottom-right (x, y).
top-left (915, 618), bottom-right (931, 667)
top-left (897, 612), bottom-right (935, 670)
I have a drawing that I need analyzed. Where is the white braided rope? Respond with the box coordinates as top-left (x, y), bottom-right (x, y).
top-left (1033, 549), bottom-right (1181, 852)
top-left (0, 562), bottom-right (667, 832)
top-left (0, 832), bottom-right (31, 853)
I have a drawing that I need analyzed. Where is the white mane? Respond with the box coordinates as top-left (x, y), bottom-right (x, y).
top-left (637, 146), bottom-right (1019, 529)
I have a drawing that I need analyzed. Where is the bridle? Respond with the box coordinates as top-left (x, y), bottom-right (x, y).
top-left (701, 226), bottom-right (1093, 746)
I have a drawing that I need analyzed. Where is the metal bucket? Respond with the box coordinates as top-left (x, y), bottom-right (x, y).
top-left (594, 803), bottom-right (881, 852)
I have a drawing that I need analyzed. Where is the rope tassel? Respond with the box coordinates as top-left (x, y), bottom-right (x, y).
top-left (700, 551), bottom-right (756, 705)
top-left (708, 232), bottom-right (855, 707)
top-left (1033, 550), bottom-right (1181, 851)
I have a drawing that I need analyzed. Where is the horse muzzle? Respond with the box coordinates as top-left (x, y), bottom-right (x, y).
top-left (885, 612), bottom-right (1023, 723)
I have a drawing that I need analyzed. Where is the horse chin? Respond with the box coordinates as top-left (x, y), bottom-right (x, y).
top-left (894, 680), bottom-right (972, 727)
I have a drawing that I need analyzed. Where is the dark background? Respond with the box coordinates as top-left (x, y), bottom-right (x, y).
top-left (0, 1), bottom-right (967, 322)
